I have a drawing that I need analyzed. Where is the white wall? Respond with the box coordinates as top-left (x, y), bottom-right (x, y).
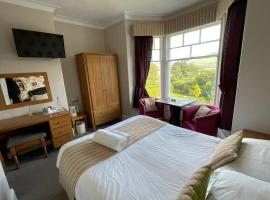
top-left (125, 20), bottom-right (136, 115)
top-left (104, 20), bottom-right (134, 117)
top-left (54, 21), bottom-right (106, 111)
top-left (232, 0), bottom-right (270, 133)
top-left (0, 1), bottom-right (133, 119)
top-left (0, 2), bottom-right (68, 120)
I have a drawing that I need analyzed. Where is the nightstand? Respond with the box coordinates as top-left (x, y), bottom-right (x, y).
top-left (71, 113), bottom-right (88, 134)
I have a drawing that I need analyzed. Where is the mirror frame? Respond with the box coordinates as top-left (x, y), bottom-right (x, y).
top-left (0, 72), bottom-right (52, 111)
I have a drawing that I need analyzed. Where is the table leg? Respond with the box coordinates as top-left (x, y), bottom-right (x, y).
top-left (169, 106), bottom-right (182, 127)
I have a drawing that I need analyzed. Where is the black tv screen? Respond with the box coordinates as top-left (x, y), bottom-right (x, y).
top-left (12, 28), bottom-right (65, 58)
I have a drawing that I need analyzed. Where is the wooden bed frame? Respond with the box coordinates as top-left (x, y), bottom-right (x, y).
top-left (243, 129), bottom-right (270, 141)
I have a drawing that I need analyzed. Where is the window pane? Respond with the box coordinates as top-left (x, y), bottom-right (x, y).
top-left (170, 34), bottom-right (183, 48)
top-left (169, 46), bottom-right (190, 60)
top-left (169, 57), bottom-right (218, 104)
top-left (191, 41), bottom-right (219, 57)
top-left (154, 38), bottom-right (160, 49)
top-left (152, 50), bottom-right (160, 61)
top-left (146, 62), bottom-right (161, 98)
top-left (184, 30), bottom-right (200, 45)
top-left (201, 24), bottom-right (221, 42)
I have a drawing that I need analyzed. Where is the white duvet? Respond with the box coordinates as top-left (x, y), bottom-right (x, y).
top-left (57, 116), bottom-right (220, 200)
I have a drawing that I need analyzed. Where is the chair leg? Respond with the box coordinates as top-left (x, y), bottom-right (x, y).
top-left (40, 137), bottom-right (48, 158)
top-left (10, 147), bottom-right (20, 169)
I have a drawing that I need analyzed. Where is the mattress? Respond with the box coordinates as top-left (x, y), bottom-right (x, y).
top-left (57, 116), bottom-right (220, 200)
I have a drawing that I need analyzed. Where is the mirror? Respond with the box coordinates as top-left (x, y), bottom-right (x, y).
top-left (0, 72), bottom-right (52, 110)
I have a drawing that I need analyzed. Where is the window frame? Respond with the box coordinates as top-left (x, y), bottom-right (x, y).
top-left (145, 36), bottom-right (163, 98)
top-left (165, 21), bottom-right (223, 103)
top-left (146, 21), bottom-right (224, 104)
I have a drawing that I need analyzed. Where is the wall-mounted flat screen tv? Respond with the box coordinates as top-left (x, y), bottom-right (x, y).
top-left (12, 28), bottom-right (66, 58)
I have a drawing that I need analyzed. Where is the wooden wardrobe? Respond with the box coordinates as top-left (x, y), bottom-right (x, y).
top-left (76, 53), bottom-right (121, 130)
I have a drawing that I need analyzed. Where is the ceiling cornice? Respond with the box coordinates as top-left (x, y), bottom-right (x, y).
top-left (0, 0), bottom-right (59, 13)
top-left (53, 15), bottom-right (103, 30)
top-left (0, 0), bottom-right (218, 30)
top-left (101, 15), bottom-right (126, 29)
top-left (124, 12), bottom-right (165, 22)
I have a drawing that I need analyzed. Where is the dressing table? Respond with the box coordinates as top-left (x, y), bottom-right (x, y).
top-left (0, 72), bottom-right (74, 149)
top-left (0, 111), bottom-right (74, 148)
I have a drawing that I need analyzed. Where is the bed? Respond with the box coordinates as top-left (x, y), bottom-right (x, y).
top-left (56, 115), bottom-right (270, 200)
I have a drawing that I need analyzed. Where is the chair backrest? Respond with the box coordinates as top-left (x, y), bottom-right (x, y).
top-left (205, 104), bottom-right (220, 114)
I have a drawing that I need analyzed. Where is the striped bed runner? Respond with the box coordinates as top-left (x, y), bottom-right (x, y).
top-left (59, 117), bottom-right (166, 200)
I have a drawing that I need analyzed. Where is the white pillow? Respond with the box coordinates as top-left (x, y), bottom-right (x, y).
top-left (192, 106), bottom-right (212, 122)
top-left (213, 138), bottom-right (270, 183)
top-left (207, 170), bottom-right (270, 200)
top-left (92, 129), bottom-right (128, 151)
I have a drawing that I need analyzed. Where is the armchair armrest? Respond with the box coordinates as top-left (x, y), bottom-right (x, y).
top-left (138, 99), bottom-right (146, 115)
top-left (195, 112), bottom-right (220, 136)
top-left (182, 105), bottom-right (200, 121)
top-left (155, 101), bottom-right (164, 116)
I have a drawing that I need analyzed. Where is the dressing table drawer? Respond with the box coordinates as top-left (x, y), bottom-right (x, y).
top-left (50, 115), bottom-right (71, 128)
top-left (51, 126), bottom-right (73, 138)
top-left (52, 134), bottom-right (73, 148)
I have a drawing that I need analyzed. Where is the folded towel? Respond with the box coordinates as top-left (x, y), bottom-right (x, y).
top-left (92, 129), bottom-right (128, 151)
top-left (113, 130), bottom-right (130, 141)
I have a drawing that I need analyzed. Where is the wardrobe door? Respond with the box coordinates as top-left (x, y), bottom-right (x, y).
top-left (86, 55), bottom-right (107, 123)
top-left (101, 55), bottom-right (121, 120)
top-left (76, 54), bottom-right (95, 129)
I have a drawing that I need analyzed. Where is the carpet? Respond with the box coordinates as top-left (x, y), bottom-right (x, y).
top-left (5, 120), bottom-right (121, 200)
top-left (6, 147), bottom-right (68, 200)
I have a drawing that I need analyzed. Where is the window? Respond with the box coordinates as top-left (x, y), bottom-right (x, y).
top-left (167, 23), bottom-right (221, 104)
top-left (145, 37), bottom-right (161, 98)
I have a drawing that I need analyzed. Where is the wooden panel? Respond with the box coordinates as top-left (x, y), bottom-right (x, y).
top-left (0, 113), bottom-right (48, 134)
top-left (94, 105), bottom-right (121, 125)
top-left (51, 126), bottom-right (73, 139)
top-left (76, 54), bottom-right (95, 129)
top-left (50, 120), bottom-right (72, 130)
top-left (76, 53), bottom-right (121, 129)
top-left (101, 55), bottom-right (120, 107)
top-left (52, 134), bottom-right (73, 148)
top-left (243, 129), bottom-right (270, 141)
top-left (49, 115), bottom-right (71, 128)
top-left (86, 55), bottom-right (107, 111)
top-left (49, 114), bottom-right (73, 141)
top-left (14, 139), bottom-right (41, 152)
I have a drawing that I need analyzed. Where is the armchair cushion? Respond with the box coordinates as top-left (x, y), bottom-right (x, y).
top-left (192, 106), bottom-right (212, 122)
top-left (139, 97), bottom-right (164, 120)
top-left (144, 98), bottom-right (158, 112)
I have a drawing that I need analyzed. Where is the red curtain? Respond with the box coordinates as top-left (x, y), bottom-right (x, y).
top-left (133, 36), bottom-right (153, 108)
top-left (219, 0), bottom-right (247, 130)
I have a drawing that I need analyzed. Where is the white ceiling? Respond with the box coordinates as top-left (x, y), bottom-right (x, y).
top-left (2, 0), bottom-right (215, 29)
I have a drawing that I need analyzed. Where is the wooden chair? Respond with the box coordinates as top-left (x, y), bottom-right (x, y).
top-left (6, 131), bottom-right (48, 169)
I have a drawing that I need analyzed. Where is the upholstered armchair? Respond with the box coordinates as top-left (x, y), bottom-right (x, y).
top-left (139, 98), bottom-right (164, 120)
top-left (182, 104), bottom-right (220, 137)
